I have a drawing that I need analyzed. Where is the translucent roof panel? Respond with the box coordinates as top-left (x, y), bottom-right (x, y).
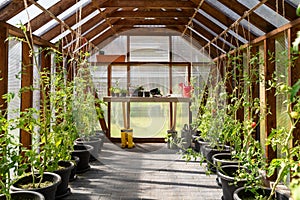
top-left (239, 0), bottom-right (289, 28)
top-left (192, 19), bottom-right (236, 49)
top-left (51, 10), bottom-right (100, 44)
top-left (198, 10), bottom-right (248, 44)
top-left (188, 26), bottom-right (226, 54)
top-left (0, 0), bottom-right (11, 10)
top-left (33, 0), bottom-right (91, 36)
top-left (6, 0), bottom-right (59, 27)
top-left (206, 0), bottom-right (265, 36)
top-left (286, 0), bottom-right (300, 7)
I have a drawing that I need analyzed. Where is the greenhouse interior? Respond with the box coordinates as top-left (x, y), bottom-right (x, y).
top-left (1, 0), bottom-right (300, 200)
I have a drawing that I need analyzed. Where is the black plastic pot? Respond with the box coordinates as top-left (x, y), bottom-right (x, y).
top-left (217, 165), bottom-right (250, 200)
top-left (71, 144), bottom-right (93, 173)
top-left (233, 186), bottom-right (290, 200)
top-left (0, 191), bottom-right (45, 200)
top-left (75, 137), bottom-right (101, 161)
top-left (69, 155), bottom-right (80, 182)
top-left (54, 160), bottom-right (74, 198)
top-left (203, 144), bottom-right (232, 173)
top-left (11, 172), bottom-right (61, 200)
top-left (212, 153), bottom-right (240, 186)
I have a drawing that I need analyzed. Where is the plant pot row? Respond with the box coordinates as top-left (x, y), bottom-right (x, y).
top-left (5, 135), bottom-right (104, 200)
top-left (211, 152), bottom-right (289, 200)
top-left (191, 136), bottom-right (290, 200)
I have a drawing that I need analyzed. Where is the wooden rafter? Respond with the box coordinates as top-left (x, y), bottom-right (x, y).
top-left (27, 0), bottom-right (78, 32)
top-left (95, 0), bottom-right (195, 9)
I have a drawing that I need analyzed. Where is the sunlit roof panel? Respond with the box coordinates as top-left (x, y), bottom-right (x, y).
top-left (0, 0), bottom-right (11, 10)
top-left (206, 0), bottom-right (265, 36)
top-left (239, 0), bottom-right (289, 28)
top-left (198, 10), bottom-right (248, 44)
top-left (33, 0), bottom-right (91, 36)
top-left (6, 0), bottom-right (59, 27)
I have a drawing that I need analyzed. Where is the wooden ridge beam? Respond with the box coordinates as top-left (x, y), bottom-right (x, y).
top-left (106, 10), bottom-right (194, 18)
top-left (95, 0), bottom-right (195, 9)
top-left (112, 18), bottom-right (189, 26)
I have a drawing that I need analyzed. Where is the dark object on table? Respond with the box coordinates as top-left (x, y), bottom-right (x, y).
top-left (150, 88), bottom-right (162, 96)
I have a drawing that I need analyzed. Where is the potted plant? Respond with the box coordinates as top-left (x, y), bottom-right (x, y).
top-left (110, 81), bottom-right (121, 97)
top-left (120, 88), bottom-right (128, 97)
top-left (0, 93), bottom-right (43, 200)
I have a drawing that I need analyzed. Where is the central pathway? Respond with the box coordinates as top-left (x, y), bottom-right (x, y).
top-left (64, 142), bottom-right (223, 200)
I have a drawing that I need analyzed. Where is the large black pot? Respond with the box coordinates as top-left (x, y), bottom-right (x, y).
top-left (233, 186), bottom-right (290, 200)
top-left (0, 191), bottom-right (45, 200)
top-left (75, 137), bottom-right (101, 161)
top-left (203, 144), bottom-right (232, 173)
top-left (54, 160), bottom-right (74, 198)
top-left (217, 165), bottom-right (251, 200)
top-left (196, 138), bottom-right (210, 155)
top-left (212, 153), bottom-right (240, 186)
top-left (11, 172), bottom-right (61, 200)
top-left (71, 144), bottom-right (93, 173)
top-left (69, 155), bottom-right (80, 182)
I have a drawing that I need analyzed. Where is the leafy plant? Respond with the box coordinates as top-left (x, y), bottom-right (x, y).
top-left (0, 93), bottom-right (27, 200)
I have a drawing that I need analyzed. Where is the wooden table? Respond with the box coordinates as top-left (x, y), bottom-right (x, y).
top-left (103, 96), bottom-right (191, 137)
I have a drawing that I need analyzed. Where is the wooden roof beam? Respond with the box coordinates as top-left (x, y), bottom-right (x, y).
top-left (27, 0), bottom-right (78, 32)
top-left (0, 0), bottom-right (33, 21)
top-left (112, 18), bottom-right (189, 26)
top-left (106, 10), bottom-right (195, 19)
top-left (95, 0), bottom-right (195, 9)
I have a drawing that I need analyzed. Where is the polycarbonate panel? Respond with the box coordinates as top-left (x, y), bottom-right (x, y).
top-left (7, 0), bottom-right (59, 27)
top-left (33, 0), bottom-right (91, 36)
top-left (197, 10), bottom-right (248, 44)
top-left (238, 0), bottom-right (289, 27)
top-left (285, 0), bottom-right (300, 7)
top-left (206, 0), bottom-right (265, 36)
top-left (192, 19), bottom-right (236, 49)
top-left (0, 0), bottom-right (11, 9)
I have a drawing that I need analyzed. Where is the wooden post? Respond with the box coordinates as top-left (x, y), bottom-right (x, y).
top-left (0, 25), bottom-right (9, 112)
top-left (249, 46), bottom-right (260, 140)
top-left (20, 39), bottom-right (34, 149)
top-left (263, 38), bottom-right (277, 181)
